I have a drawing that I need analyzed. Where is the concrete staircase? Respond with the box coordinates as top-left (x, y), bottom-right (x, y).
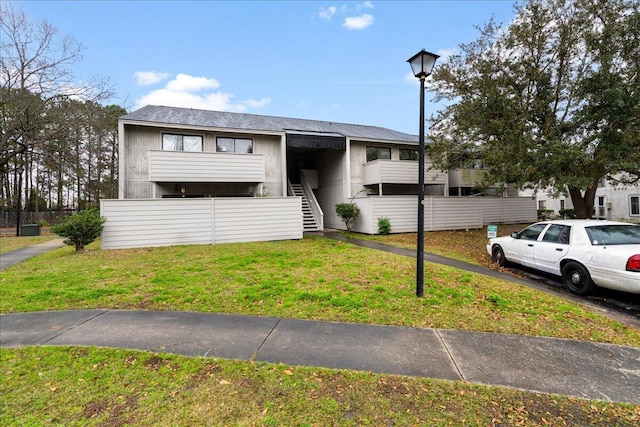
top-left (290, 183), bottom-right (321, 232)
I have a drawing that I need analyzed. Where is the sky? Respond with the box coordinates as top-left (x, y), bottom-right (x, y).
top-left (11, 0), bottom-right (519, 135)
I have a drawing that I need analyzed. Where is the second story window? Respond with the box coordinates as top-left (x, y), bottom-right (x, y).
top-left (366, 146), bottom-right (391, 162)
top-left (162, 134), bottom-right (202, 151)
top-left (216, 137), bottom-right (253, 153)
top-left (399, 148), bottom-right (419, 161)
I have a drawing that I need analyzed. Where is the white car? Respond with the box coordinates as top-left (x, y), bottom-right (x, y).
top-left (486, 220), bottom-right (640, 295)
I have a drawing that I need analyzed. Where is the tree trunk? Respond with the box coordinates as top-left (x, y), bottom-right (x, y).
top-left (568, 183), bottom-right (598, 219)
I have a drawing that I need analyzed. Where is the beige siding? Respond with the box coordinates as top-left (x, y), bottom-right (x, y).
top-left (482, 197), bottom-right (537, 224)
top-left (350, 196), bottom-right (537, 234)
top-left (100, 197), bottom-right (302, 249)
top-left (100, 199), bottom-right (213, 249)
top-left (317, 150), bottom-right (348, 229)
top-left (124, 126), bottom-right (161, 198)
top-left (149, 150), bottom-right (265, 182)
top-left (428, 198), bottom-right (482, 231)
top-left (123, 125), bottom-right (283, 198)
top-left (254, 136), bottom-right (284, 197)
top-left (213, 198), bottom-right (302, 243)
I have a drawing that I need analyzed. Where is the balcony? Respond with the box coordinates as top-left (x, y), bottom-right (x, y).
top-left (149, 150), bottom-right (265, 183)
top-left (448, 168), bottom-right (488, 188)
top-left (362, 159), bottom-right (447, 186)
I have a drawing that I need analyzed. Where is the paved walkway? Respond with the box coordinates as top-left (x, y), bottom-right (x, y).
top-left (2, 309), bottom-right (640, 404)
top-left (1, 236), bottom-right (639, 404)
top-left (0, 238), bottom-right (65, 269)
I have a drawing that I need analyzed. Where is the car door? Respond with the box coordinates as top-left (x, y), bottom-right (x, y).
top-left (508, 223), bottom-right (549, 267)
top-left (533, 224), bottom-right (571, 275)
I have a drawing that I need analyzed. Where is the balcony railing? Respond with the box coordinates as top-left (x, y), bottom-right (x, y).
top-left (448, 168), bottom-right (487, 188)
top-left (362, 159), bottom-right (447, 186)
top-left (149, 150), bottom-right (265, 183)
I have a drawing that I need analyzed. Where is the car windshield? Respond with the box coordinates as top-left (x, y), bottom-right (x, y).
top-left (585, 225), bottom-right (640, 246)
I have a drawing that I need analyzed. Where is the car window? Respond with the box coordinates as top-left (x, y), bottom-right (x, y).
top-left (585, 225), bottom-right (640, 246)
top-left (542, 225), bottom-right (571, 244)
top-left (518, 223), bottom-right (548, 241)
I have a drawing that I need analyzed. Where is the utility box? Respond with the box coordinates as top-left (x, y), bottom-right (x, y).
top-left (21, 224), bottom-right (41, 236)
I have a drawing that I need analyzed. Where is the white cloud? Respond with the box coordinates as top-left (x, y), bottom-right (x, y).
top-left (435, 48), bottom-right (457, 61)
top-left (318, 6), bottom-right (337, 20)
top-left (134, 71), bottom-right (171, 86)
top-left (343, 14), bottom-right (374, 30)
top-left (134, 73), bottom-right (271, 112)
top-left (243, 97), bottom-right (272, 108)
top-left (166, 73), bottom-right (220, 91)
top-left (356, 1), bottom-right (374, 11)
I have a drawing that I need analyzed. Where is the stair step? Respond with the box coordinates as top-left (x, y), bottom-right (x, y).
top-left (290, 182), bottom-right (322, 231)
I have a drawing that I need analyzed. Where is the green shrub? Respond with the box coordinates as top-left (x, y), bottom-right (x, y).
top-left (52, 209), bottom-right (106, 251)
top-left (335, 202), bottom-right (360, 232)
top-left (559, 209), bottom-right (576, 219)
top-left (377, 217), bottom-right (391, 234)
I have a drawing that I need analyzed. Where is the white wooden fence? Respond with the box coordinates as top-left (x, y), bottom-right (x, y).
top-left (100, 197), bottom-right (302, 249)
top-left (352, 196), bottom-right (537, 234)
top-left (100, 195), bottom-right (535, 249)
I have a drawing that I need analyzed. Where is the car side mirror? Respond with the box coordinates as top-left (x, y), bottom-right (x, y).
top-left (511, 231), bottom-right (519, 239)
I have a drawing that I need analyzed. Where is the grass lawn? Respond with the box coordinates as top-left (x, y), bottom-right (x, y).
top-left (362, 224), bottom-right (525, 266)
top-left (2, 231), bottom-right (639, 425)
top-left (3, 347), bottom-right (638, 426)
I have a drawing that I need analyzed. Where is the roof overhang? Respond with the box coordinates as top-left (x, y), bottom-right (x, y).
top-left (285, 130), bottom-right (346, 150)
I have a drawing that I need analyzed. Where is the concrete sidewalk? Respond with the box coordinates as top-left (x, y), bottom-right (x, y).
top-left (1, 309), bottom-right (639, 404)
top-left (0, 238), bottom-right (65, 269)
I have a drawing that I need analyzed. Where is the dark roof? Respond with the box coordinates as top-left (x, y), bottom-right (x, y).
top-left (121, 105), bottom-right (418, 144)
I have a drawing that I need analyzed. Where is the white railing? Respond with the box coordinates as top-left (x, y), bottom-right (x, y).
top-left (300, 169), bottom-right (324, 230)
top-left (362, 159), bottom-right (447, 186)
top-left (448, 168), bottom-right (487, 188)
top-left (149, 150), bottom-right (265, 183)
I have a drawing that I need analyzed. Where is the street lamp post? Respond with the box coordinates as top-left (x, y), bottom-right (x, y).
top-left (16, 165), bottom-right (24, 237)
top-left (407, 49), bottom-right (439, 297)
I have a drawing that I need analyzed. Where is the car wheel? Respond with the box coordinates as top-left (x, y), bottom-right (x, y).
top-left (561, 261), bottom-right (596, 295)
top-left (491, 245), bottom-right (506, 267)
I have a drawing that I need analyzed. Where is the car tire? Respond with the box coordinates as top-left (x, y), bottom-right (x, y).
top-left (491, 245), bottom-right (506, 267)
top-left (561, 261), bottom-right (596, 295)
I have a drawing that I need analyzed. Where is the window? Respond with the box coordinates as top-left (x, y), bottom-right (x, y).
top-left (630, 195), bottom-right (640, 216)
top-left (538, 200), bottom-right (547, 210)
top-left (366, 146), bottom-right (391, 162)
top-left (162, 134), bottom-right (202, 151)
top-left (594, 196), bottom-right (606, 218)
top-left (585, 225), bottom-right (640, 245)
top-left (399, 148), bottom-right (419, 161)
top-left (542, 225), bottom-right (571, 244)
top-left (518, 223), bottom-right (548, 241)
top-left (216, 137), bottom-right (253, 153)
top-left (560, 200), bottom-right (565, 210)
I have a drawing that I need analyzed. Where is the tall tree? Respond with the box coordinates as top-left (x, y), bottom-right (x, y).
top-left (0, 3), bottom-right (112, 167)
top-left (427, 0), bottom-right (640, 218)
top-left (1, 4), bottom-right (119, 213)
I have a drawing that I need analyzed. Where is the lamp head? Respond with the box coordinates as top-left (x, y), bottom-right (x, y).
top-left (407, 49), bottom-right (440, 79)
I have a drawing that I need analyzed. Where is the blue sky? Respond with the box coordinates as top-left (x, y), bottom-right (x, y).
top-left (13, 0), bottom-right (518, 134)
